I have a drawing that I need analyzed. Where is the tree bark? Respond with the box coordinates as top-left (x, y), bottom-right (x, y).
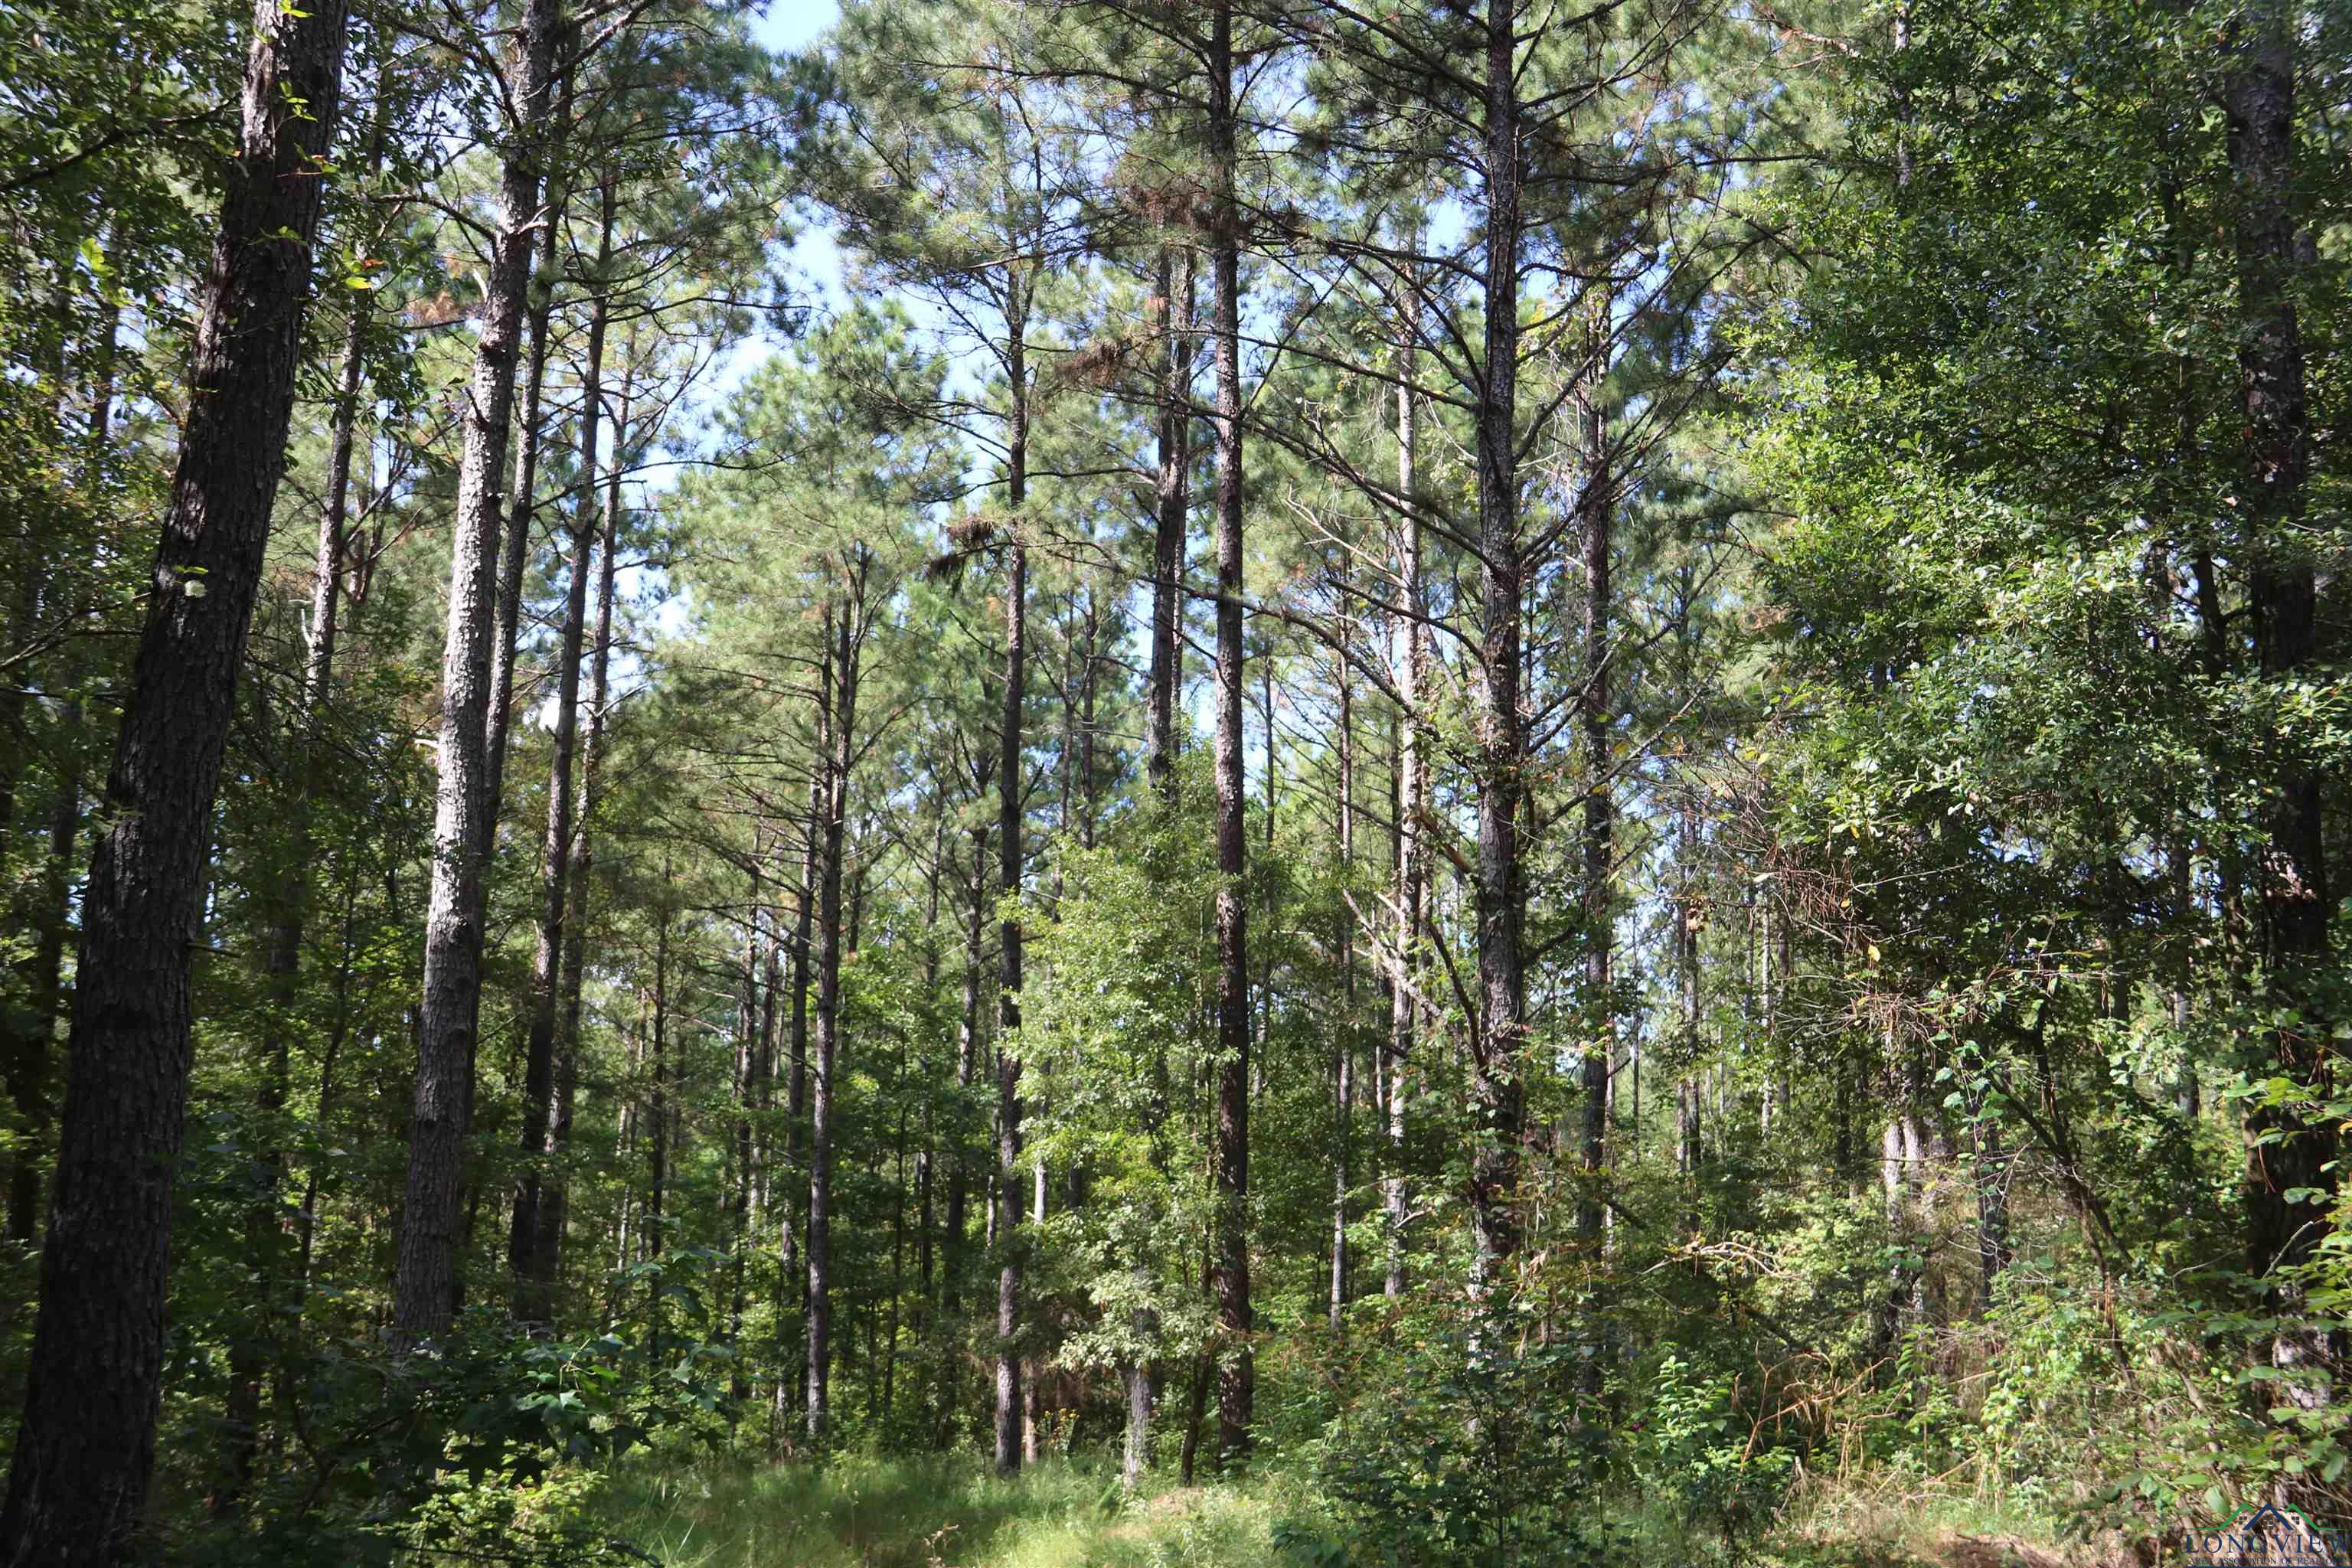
top-left (395, 0), bottom-right (561, 1344)
top-left (480, 70), bottom-right (570, 862)
top-left (809, 590), bottom-right (861, 1442)
top-left (1573, 301), bottom-right (1614, 1390)
top-left (0, 0), bottom-right (350, 1550)
top-left (994, 315), bottom-right (1031, 1475)
top-left (1466, 0), bottom-right (1528, 1297)
top-left (1386, 284), bottom-right (1423, 1302)
top-left (1145, 245), bottom-right (1192, 796)
top-left (509, 173), bottom-right (613, 1323)
top-left (1207, 0), bottom-right (1253, 1466)
top-left (541, 363), bottom-right (626, 1307)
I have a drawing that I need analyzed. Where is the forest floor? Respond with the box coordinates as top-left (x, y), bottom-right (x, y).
top-left (590, 1454), bottom-right (1305, 1567)
top-left (584, 1454), bottom-right (2126, 1568)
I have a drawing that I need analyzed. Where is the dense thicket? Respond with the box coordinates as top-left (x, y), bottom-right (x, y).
top-left (0, 0), bottom-right (2345, 1561)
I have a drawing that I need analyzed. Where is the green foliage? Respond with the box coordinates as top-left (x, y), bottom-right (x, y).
top-left (1313, 1316), bottom-right (1617, 1568)
top-left (1631, 1351), bottom-right (1795, 1553)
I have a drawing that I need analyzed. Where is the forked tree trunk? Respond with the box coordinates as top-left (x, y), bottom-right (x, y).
top-left (481, 73), bottom-right (570, 862)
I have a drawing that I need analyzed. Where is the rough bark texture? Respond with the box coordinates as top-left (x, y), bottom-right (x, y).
top-left (395, 0), bottom-right (560, 1344)
top-left (808, 596), bottom-right (858, 1442)
top-left (1207, 0), bottom-right (1254, 1465)
top-left (480, 98), bottom-right (567, 864)
top-left (994, 325), bottom-right (1031, 1475)
top-left (1574, 309), bottom-right (1613, 1393)
top-left (1467, 0), bottom-right (1528, 1292)
top-left (0, 0), bottom-right (349, 1552)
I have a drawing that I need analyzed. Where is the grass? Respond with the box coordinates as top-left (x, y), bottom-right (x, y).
top-left (583, 1451), bottom-right (2123, 1568)
top-left (589, 1452), bottom-right (1322, 1568)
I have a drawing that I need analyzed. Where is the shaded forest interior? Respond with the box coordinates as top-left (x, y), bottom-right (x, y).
top-left (0, 0), bottom-right (2347, 1562)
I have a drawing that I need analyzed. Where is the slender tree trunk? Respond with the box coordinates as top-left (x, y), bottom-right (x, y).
top-left (216, 265), bottom-right (377, 1516)
top-left (1204, 0), bottom-right (1254, 1468)
top-left (994, 315), bottom-right (1031, 1475)
top-left (809, 593), bottom-right (860, 1442)
top-left (397, 0), bottom-right (560, 1344)
top-left (6, 730), bottom-right (80, 1246)
top-left (1, 260), bottom-right (110, 1230)
top-left (509, 178), bottom-right (613, 1322)
top-left (945, 813), bottom-right (986, 1318)
top-left (1145, 246), bottom-right (1192, 795)
top-left (729, 859), bottom-right (763, 1398)
top-left (1466, 0), bottom-right (1528, 1298)
top-left (1387, 284), bottom-right (1423, 1302)
top-left (1573, 304), bottom-right (1615, 1388)
top-left (1330, 633), bottom-right (1354, 1332)
top-left (480, 77), bottom-right (569, 863)
top-left (773, 773), bottom-right (817, 1439)
top-left (1024, 1157), bottom-right (1045, 1464)
top-left (540, 368), bottom-right (626, 1302)
top-left (0, 0), bottom-right (351, 1551)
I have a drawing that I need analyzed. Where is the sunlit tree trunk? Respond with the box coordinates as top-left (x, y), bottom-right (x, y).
top-left (397, 0), bottom-right (562, 1344)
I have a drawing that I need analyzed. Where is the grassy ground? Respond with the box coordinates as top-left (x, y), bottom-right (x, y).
top-left (590, 1453), bottom-right (1326, 1568)
top-left (585, 1454), bottom-right (2123, 1568)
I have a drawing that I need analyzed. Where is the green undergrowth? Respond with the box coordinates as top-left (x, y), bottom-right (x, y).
top-left (590, 1452), bottom-right (1326, 1568)
top-left (584, 1454), bottom-right (2109, 1568)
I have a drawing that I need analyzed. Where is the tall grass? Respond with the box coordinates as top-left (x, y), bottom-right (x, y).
top-left (590, 1452), bottom-right (1318, 1568)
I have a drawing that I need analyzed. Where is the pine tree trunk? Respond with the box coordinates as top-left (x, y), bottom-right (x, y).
top-left (396, 0), bottom-right (561, 1344)
top-left (541, 368), bottom-right (625, 1305)
top-left (1145, 246), bottom-right (1192, 795)
top-left (481, 79), bottom-right (569, 863)
top-left (1205, 0), bottom-right (1254, 1467)
top-left (1467, 0), bottom-right (1528, 1297)
top-left (994, 338), bottom-right (1031, 1472)
top-left (1387, 290), bottom-right (1423, 1303)
top-left (0, 0), bottom-right (350, 1550)
top-left (1573, 302), bottom-right (1614, 1391)
top-left (510, 178), bottom-right (613, 1324)
top-left (1330, 632), bottom-right (1354, 1333)
top-left (809, 593), bottom-right (860, 1442)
